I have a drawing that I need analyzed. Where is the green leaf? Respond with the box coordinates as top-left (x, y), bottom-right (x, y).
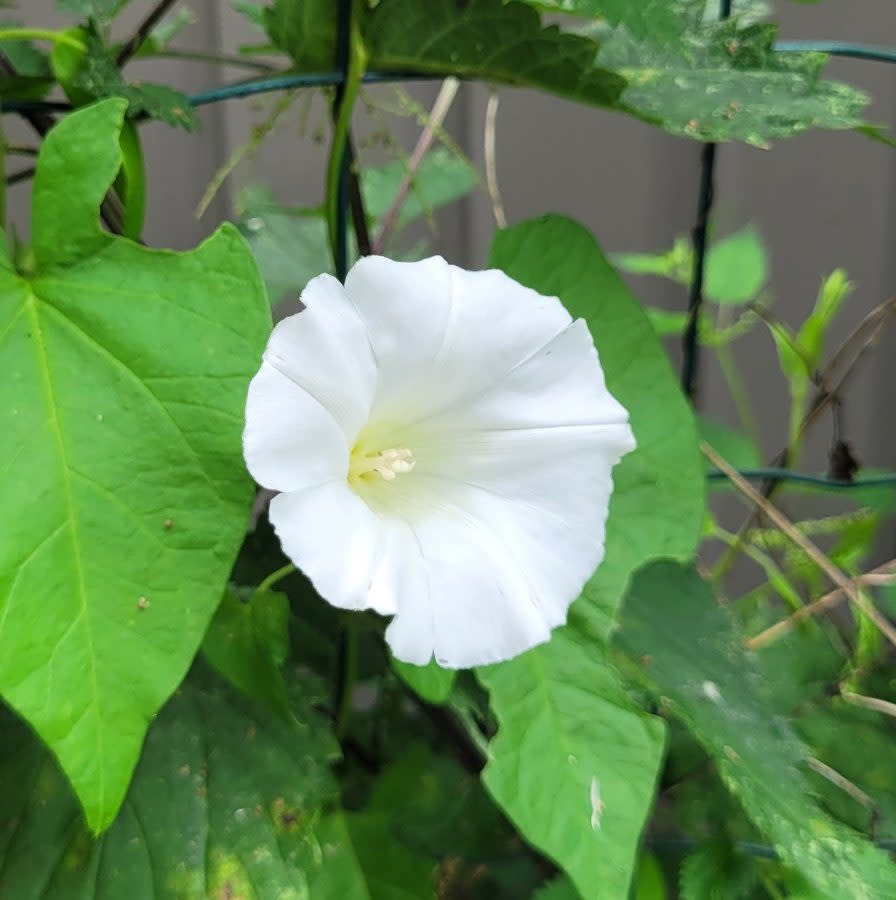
top-left (0, 100), bottom-right (270, 831)
top-left (237, 186), bottom-right (333, 306)
top-left (264, 0), bottom-right (337, 69)
top-left (798, 701), bottom-right (896, 836)
top-left (704, 226), bottom-right (768, 304)
top-left (535, 876), bottom-right (581, 900)
top-left (679, 840), bottom-right (758, 900)
top-left (0, 664), bottom-right (338, 897)
top-left (478, 628), bottom-right (666, 900)
top-left (202, 587), bottom-right (290, 717)
top-left (645, 307), bottom-right (688, 336)
top-left (796, 269), bottom-right (852, 371)
top-left (54, 31), bottom-right (196, 129)
top-left (231, 0), bottom-right (266, 29)
top-left (595, 15), bottom-right (872, 144)
top-left (490, 215), bottom-right (704, 635)
top-left (308, 811), bottom-right (435, 899)
top-left (392, 656), bottom-right (456, 704)
top-left (633, 852), bottom-right (668, 900)
top-left (0, 19), bottom-right (54, 100)
top-left (617, 561), bottom-right (896, 898)
top-left (366, 0), bottom-right (626, 109)
top-left (366, 744), bottom-right (512, 862)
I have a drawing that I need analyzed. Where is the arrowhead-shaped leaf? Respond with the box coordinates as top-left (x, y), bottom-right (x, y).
top-left (478, 629), bottom-right (666, 900)
top-left (0, 665), bottom-right (339, 896)
top-left (0, 99), bottom-right (270, 830)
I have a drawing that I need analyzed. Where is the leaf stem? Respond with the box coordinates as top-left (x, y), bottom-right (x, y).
top-left (334, 620), bottom-right (359, 740)
top-left (256, 562), bottom-right (296, 594)
top-left (0, 29), bottom-right (85, 51)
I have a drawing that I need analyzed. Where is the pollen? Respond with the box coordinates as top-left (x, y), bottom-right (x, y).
top-left (349, 445), bottom-right (416, 484)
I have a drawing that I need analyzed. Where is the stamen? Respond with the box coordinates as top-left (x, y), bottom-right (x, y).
top-left (349, 446), bottom-right (416, 484)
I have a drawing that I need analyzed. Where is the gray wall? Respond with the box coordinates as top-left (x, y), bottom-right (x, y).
top-left (7, 0), bottom-right (896, 479)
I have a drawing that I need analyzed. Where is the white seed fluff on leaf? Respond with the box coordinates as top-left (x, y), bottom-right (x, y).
top-left (242, 256), bottom-right (635, 669)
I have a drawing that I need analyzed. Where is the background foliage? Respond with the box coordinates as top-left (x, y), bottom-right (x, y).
top-left (1, 0), bottom-right (896, 897)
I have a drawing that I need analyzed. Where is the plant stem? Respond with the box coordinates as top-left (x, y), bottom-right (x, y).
top-left (0, 29), bottom-right (85, 51)
top-left (116, 0), bottom-right (179, 66)
top-left (146, 49), bottom-right (277, 71)
top-left (334, 621), bottom-right (359, 740)
top-left (256, 562), bottom-right (296, 594)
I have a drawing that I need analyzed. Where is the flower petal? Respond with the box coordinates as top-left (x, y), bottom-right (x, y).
top-left (344, 256), bottom-right (572, 422)
top-left (394, 319), bottom-right (635, 637)
top-left (263, 273), bottom-right (376, 441)
top-left (383, 483), bottom-right (552, 668)
top-left (243, 363), bottom-right (349, 492)
top-left (269, 482), bottom-right (397, 616)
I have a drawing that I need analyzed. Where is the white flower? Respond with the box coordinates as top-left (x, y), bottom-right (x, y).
top-left (243, 256), bottom-right (635, 669)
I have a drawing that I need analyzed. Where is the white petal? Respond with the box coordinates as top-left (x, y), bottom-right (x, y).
top-left (344, 256), bottom-right (571, 421)
top-left (394, 319), bottom-right (635, 636)
top-left (383, 480), bottom-right (552, 668)
top-left (263, 273), bottom-right (376, 441)
top-left (243, 363), bottom-right (348, 492)
top-left (423, 319), bottom-right (632, 433)
top-left (269, 482), bottom-right (396, 616)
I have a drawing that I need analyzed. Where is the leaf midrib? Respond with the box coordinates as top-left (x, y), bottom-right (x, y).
top-left (22, 283), bottom-right (106, 823)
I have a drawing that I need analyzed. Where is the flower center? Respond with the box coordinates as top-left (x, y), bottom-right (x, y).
top-left (349, 445), bottom-right (416, 484)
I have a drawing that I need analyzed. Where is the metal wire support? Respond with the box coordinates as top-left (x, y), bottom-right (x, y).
top-left (331, 0), bottom-right (354, 283)
top-left (705, 468), bottom-right (896, 490)
top-left (680, 0), bottom-right (732, 402)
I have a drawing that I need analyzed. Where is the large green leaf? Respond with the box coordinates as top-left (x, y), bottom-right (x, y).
top-left (0, 665), bottom-right (338, 897)
top-left (595, 14), bottom-right (870, 145)
top-left (366, 0), bottom-right (626, 108)
top-left (617, 561), bottom-right (896, 898)
top-left (201, 586), bottom-right (290, 717)
top-left (308, 811), bottom-right (435, 899)
top-left (364, 0), bottom-right (870, 145)
top-left (490, 215), bottom-right (704, 633)
top-left (0, 99), bottom-right (270, 830)
top-left (264, 0), bottom-right (336, 69)
top-left (478, 628), bottom-right (666, 900)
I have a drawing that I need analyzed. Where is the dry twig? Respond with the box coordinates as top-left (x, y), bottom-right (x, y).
top-left (370, 77), bottom-right (460, 254)
top-left (484, 89), bottom-right (507, 229)
top-left (747, 560), bottom-right (896, 649)
top-left (702, 442), bottom-right (896, 651)
top-left (841, 690), bottom-right (896, 720)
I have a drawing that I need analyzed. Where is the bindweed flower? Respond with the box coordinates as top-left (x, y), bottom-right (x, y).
top-left (243, 256), bottom-right (635, 668)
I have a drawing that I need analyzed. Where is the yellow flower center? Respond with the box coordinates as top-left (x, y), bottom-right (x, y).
top-left (349, 445), bottom-right (416, 485)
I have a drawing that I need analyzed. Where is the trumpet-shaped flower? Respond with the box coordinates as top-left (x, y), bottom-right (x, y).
top-left (243, 256), bottom-right (635, 668)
